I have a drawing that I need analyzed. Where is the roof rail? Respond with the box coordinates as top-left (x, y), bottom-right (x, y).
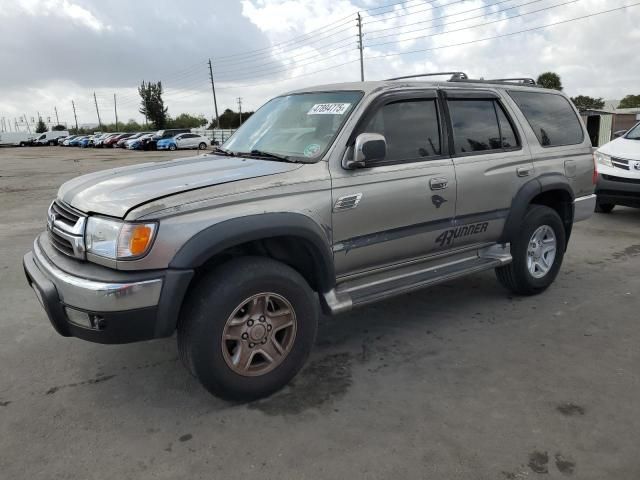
top-left (386, 72), bottom-right (468, 81)
top-left (486, 78), bottom-right (537, 85)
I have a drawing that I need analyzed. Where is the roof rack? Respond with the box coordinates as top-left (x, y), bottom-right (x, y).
top-left (486, 78), bottom-right (537, 85)
top-left (384, 72), bottom-right (540, 88)
top-left (386, 72), bottom-right (468, 81)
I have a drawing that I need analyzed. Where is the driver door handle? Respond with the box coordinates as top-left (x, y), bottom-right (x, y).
top-left (429, 177), bottom-right (448, 190)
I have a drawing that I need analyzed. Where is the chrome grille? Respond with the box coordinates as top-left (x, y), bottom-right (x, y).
top-left (47, 200), bottom-right (86, 259)
top-left (611, 157), bottom-right (630, 171)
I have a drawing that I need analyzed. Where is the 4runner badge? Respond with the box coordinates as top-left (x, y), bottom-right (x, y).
top-left (436, 222), bottom-right (489, 247)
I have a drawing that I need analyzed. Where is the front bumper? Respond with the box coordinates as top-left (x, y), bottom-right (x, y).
top-left (596, 174), bottom-right (640, 208)
top-left (23, 234), bottom-right (193, 344)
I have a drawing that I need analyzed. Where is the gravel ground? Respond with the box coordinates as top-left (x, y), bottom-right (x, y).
top-left (1, 146), bottom-right (639, 479)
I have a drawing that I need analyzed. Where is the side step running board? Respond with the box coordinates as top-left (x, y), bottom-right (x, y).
top-left (322, 244), bottom-right (511, 314)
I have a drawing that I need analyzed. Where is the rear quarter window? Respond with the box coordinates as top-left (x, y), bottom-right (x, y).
top-left (509, 91), bottom-right (584, 147)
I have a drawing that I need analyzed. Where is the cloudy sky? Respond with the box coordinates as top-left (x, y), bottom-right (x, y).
top-left (0, 0), bottom-right (638, 129)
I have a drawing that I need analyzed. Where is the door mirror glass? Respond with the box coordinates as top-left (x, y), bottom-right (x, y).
top-left (345, 133), bottom-right (386, 168)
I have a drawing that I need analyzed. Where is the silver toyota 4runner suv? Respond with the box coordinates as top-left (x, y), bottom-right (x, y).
top-left (24, 73), bottom-right (596, 400)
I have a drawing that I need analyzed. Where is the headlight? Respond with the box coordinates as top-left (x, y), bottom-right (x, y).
top-left (85, 217), bottom-right (157, 260)
top-left (594, 151), bottom-right (612, 168)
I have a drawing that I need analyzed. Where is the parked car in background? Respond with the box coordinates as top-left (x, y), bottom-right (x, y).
top-left (79, 136), bottom-right (93, 148)
top-left (32, 131), bottom-right (69, 146)
top-left (127, 133), bottom-right (154, 150)
top-left (0, 132), bottom-right (36, 146)
top-left (594, 121), bottom-right (640, 212)
top-left (67, 136), bottom-right (87, 147)
top-left (157, 133), bottom-right (209, 151)
top-left (96, 133), bottom-right (123, 148)
top-left (117, 132), bottom-right (149, 148)
top-left (143, 128), bottom-right (191, 151)
top-left (63, 135), bottom-right (81, 146)
top-left (104, 133), bottom-right (133, 147)
top-left (57, 135), bottom-right (71, 145)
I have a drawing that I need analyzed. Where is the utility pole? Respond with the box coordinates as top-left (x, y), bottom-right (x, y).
top-left (113, 93), bottom-right (119, 131)
top-left (1, 117), bottom-right (5, 132)
top-left (71, 100), bottom-right (79, 131)
top-left (54, 106), bottom-right (59, 125)
top-left (208, 59), bottom-right (220, 129)
top-left (237, 97), bottom-right (243, 126)
top-left (93, 92), bottom-right (103, 130)
top-left (23, 113), bottom-right (31, 133)
top-left (357, 12), bottom-right (365, 82)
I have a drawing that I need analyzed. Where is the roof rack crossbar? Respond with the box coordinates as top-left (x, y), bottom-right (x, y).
top-left (386, 72), bottom-right (468, 81)
top-left (486, 78), bottom-right (537, 85)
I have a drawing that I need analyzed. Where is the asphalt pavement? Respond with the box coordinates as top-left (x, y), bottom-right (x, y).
top-left (1, 146), bottom-right (639, 479)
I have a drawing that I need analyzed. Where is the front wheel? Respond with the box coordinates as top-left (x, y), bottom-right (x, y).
top-left (177, 257), bottom-right (318, 401)
top-left (496, 205), bottom-right (566, 295)
top-left (169, 144), bottom-right (177, 151)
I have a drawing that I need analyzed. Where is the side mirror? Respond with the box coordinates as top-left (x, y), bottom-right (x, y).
top-left (344, 133), bottom-right (387, 169)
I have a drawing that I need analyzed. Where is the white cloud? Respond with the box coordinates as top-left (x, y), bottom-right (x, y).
top-left (13, 0), bottom-right (109, 31)
top-left (0, 0), bottom-right (639, 127)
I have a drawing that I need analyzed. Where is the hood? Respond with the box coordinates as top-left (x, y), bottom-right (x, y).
top-left (58, 154), bottom-right (301, 218)
top-left (599, 136), bottom-right (640, 160)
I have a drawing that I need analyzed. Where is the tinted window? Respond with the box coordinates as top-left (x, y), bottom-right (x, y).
top-left (363, 99), bottom-right (441, 162)
top-left (496, 104), bottom-right (518, 148)
top-left (509, 91), bottom-right (583, 147)
top-left (449, 100), bottom-right (502, 153)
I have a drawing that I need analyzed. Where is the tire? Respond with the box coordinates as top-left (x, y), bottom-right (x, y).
top-left (198, 142), bottom-right (207, 150)
top-left (595, 198), bottom-right (615, 213)
top-left (495, 205), bottom-right (566, 295)
top-left (177, 256), bottom-right (319, 401)
top-left (169, 144), bottom-right (177, 151)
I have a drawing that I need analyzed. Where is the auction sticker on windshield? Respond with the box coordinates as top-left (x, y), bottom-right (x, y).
top-left (308, 103), bottom-right (351, 115)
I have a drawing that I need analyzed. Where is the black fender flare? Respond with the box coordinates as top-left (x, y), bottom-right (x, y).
top-left (499, 173), bottom-right (575, 245)
top-left (169, 212), bottom-right (335, 292)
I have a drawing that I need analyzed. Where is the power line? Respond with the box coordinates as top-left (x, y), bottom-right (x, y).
top-left (212, 14), bottom-right (357, 62)
top-left (363, 0), bottom-right (483, 25)
top-left (365, 0), bottom-right (582, 48)
top-left (364, 0), bottom-right (533, 38)
top-left (214, 32), bottom-right (356, 73)
top-left (364, 2), bottom-right (640, 62)
top-left (214, 39), bottom-right (357, 79)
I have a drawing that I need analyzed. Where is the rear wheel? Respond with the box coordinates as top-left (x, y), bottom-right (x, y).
top-left (496, 205), bottom-right (565, 295)
top-left (177, 257), bottom-right (318, 401)
top-left (198, 142), bottom-right (207, 150)
top-left (595, 198), bottom-right (615, 213)
top-left (169, 144), bottom-right (177, 151)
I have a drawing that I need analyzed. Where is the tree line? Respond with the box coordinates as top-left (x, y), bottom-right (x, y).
top-left (536, 72), bottom-right (640, 110)
top-left (138, 80), bottom-right (253, 130)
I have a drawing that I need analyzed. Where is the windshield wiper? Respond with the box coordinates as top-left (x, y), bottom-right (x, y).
top-left (211, 146), bottom-right (235, 156)
top-left (239, 149), bottom-right (293, 162)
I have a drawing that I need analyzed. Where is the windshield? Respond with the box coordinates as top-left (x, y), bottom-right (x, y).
top-left (223, 91), bottom-right (363, 162)
top-left (625, 122), bottom-right (640, 140)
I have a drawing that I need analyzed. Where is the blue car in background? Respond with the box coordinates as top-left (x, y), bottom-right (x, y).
top-left (68, 136), bottom-right (87, 147)
top-left (127, 133), bottom-right (153, 150)
top-left (79, 136), bottom-right (92, 148)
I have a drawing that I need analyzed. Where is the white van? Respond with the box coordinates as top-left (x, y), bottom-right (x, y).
top-left (0, 132), bottom-right (36, 146)
top-left (32, 131), bottom-right (70, 146)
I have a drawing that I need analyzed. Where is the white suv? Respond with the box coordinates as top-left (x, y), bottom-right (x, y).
top-left (594, 121), bottom-right (640, 212)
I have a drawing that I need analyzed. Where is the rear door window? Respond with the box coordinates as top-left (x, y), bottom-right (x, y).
top-left (448, 99), bottom-right (519, 154)
top-left (509, 91), bottom-right (584, 147)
